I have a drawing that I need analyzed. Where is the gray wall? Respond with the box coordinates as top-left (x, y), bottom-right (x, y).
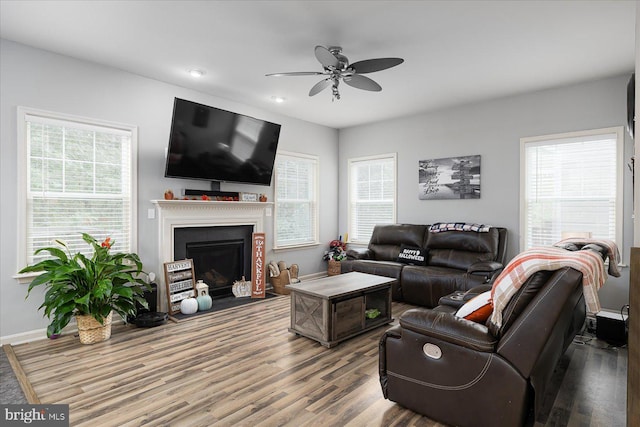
top-left (339, 75), bottom-right (634, 311)
top-left (1, 38), bottom-right (632, 340)
top-left (0, 40), bottom-right (339, 339)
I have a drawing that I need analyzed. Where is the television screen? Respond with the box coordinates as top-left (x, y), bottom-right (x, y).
top-left (165, 98), bottom-right (281, 185)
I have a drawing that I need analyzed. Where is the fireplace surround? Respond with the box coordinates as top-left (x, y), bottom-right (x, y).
top-left (152, 199), bottom-right (270, 312)
top-left (174, 225), bottom-right (253, 297)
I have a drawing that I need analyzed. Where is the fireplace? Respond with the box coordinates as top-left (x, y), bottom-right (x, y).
top-left (174, 225), bottom-right (253, 297)
top-left (152, 199), bottom-right (270, 312)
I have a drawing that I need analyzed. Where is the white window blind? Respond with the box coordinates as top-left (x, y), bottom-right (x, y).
top-left (274, 152), bottom-right (318, 248)
top-left (348, 153), bottom-right (397, 244)
top-left (19, 109), bottom-right (136, 266)
top-left (521, 127), bottom-right (623, 251)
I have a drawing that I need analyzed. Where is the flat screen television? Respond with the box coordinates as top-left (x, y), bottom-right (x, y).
top-left (165, 98), bottom-right (281, 186)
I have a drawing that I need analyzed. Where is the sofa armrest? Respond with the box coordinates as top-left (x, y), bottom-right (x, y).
top-left (464, 284), bottom-right (493, 299)
top-left (467, 260), bottom-right (503, 274)
top-left (399, 308), bottom-right (497, 352)
top-left (346, 247), bottom-right (373, 260)
top-left (438, 284), bottom-right (494, 308)
top-left (467, 261), bottom-right (504, 283)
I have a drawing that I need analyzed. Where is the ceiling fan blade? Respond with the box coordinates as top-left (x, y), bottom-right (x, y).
top-left (350, 58), bottom-right (404, 74)
top-left (314, 45), bottom-right (339, 68)
top-left (265, 71), bottom-right (324, 77)
top-left (309, 79), bottom-right (331, 96)
top-left (343, 74), bottom-right (382, 92)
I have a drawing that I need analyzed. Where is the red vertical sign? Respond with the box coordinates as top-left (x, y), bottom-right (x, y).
top-left (251, 232), bottom-right (266, 298)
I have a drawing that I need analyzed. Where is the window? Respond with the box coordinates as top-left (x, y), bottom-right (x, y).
top-left (520, 127), bottom-right (623, 251)
top-left (348, 153), bottom-right (397, 244)
top-left (17, 107), bottom-right (137, 271)
top-left (274, 151), bottom-right (319, 248)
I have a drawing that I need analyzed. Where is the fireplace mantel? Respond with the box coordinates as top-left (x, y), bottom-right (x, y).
top-left (151, 199), bottom-right (271, 311)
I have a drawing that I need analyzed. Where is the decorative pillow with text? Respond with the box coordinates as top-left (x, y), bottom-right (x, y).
top-left (396, 245), bottom-right (428, 266)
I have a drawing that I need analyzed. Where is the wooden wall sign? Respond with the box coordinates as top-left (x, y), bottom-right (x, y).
top-left (164, 259), bottom-right (196, 314)
top-left (251, 232), bottom-right (266, 299)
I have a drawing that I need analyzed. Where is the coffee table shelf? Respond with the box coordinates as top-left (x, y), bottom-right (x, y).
top-left (286, 272), bottom-right (394, 348)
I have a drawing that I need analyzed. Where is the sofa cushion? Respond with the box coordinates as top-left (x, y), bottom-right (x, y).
top-left (455, 291), bottom-right (493, 323)
top-left (426, 228), bottom-right (500, 270)
top-left (489, 270), bottom-right (553, 337)
top-left (369, 224), bottom-right (428, 261)
top-left (401, 265), bottom-right (467, 307)
top-left (396, 244), bottom-right (428, 266)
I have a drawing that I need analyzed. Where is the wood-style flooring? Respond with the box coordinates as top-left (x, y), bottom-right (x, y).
top-left (8, 296), bottom-right (627, 426)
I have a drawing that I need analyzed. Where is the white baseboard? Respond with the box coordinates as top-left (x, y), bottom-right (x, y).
top-left (2, 273), bottom-right (328, 346)
top-left (1, 314), bottom-right (126, 346)
top-left (1, 329), bottom-right (51, 346)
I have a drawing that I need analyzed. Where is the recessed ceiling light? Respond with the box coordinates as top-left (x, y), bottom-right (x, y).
top-left (271, 96), bottom-right (286, 103)
top-left (189, 69), bottom-right (205, 78)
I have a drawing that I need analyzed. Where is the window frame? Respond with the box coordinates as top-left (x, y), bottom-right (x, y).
top-left (519, 126), bottom-right (624, 253)
top-left (347, 153), bottom-right (397, 245)
top-left (273, 150), bottom-right (320, 250)
top-left (15, 106), bottom-right (138, 281)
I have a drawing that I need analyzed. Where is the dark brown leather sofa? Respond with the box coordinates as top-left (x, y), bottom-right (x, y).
top-left (379, 267), bottom-right (586, 426)
top-left (341, 224), bottom-right (508, 307)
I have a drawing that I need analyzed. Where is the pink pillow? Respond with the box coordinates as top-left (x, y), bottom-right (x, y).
top-left (455, 291), bottom-right (493, 323)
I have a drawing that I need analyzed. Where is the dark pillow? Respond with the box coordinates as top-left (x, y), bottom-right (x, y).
top-left (396, 245), bottom-right (428, 266)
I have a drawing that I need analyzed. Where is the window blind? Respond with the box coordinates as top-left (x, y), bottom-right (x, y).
top-left (348, 154), bottom-right (396, 244)
top-left (24, 113), bottom-right (134, 264)
top-left (522, 129), bottom-right (621, 250)
top-left (274, 153), bottom-right (318, 248)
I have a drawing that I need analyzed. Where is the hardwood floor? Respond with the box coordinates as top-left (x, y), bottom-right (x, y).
top-left (8, 296), bottom-right (627, 426)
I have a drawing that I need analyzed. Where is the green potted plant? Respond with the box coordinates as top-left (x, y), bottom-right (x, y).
top-left (20, 233), bottom-right (150, 344)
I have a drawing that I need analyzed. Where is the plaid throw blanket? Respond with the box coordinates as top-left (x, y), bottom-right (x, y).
top-left (429, 222), bottom-right (491, 233)
top-left (552, 238), bottom-right (621, 277)
top-left (489, 246), bottom-right (612, 330)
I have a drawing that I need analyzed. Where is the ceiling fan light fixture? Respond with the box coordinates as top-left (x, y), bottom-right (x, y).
top-left (188, 69), bottom-right (205, 78)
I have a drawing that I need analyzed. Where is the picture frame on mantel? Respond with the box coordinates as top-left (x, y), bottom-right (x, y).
top-left (240, 192), bottom-right (258, 202)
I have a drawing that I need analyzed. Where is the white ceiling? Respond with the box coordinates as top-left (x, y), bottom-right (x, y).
top-left (0, 1), bottom-right (635, 129)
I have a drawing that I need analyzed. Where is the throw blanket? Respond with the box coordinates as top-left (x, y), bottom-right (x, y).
top-left (553, 238), bottom-right (621, 277)
top-left (429, 222), bottom-right (491, 233)
top-left (489, 246), bottom-right (611, 330)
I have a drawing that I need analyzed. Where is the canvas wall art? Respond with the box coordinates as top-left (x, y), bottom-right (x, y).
top-left (419, 155), bottom-right (481, 200)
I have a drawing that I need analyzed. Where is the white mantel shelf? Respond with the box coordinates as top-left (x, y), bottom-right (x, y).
top-left (152, 199), bottom-right (273, 208)
top-left (151, 199), bottom-right (272, 312)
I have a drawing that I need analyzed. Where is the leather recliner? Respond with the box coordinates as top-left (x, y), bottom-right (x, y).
top-left (341, 224), bottom-right (508, 307)
top-left (379, 267), bottom-right (586, 426)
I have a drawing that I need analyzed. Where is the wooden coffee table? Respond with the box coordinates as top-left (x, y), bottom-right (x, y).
top-left (286, 272), bottom-right (394, 348)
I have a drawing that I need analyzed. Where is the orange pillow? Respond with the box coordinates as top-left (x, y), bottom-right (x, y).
top-left (455, 291), bottom-right (493, 323)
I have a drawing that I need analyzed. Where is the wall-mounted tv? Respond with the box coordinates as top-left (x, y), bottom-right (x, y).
top-left (628, 73), bottom-right (635, 139)
top-left (165, 98), bottom-right (281, 186)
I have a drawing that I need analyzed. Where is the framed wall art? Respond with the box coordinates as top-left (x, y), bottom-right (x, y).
top-left (419, 155), bottom-right (481, 200)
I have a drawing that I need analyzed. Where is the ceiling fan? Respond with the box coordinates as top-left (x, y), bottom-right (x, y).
top-left (266, 46), bottom-right (404, 101)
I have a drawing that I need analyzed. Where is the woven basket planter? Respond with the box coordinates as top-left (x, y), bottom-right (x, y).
top-left (270, 271), bottom-right (291, 295)
top-left (76, 311), bottom-right (113, 345)
top-left (327, 260), bottom-right (341, 276)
